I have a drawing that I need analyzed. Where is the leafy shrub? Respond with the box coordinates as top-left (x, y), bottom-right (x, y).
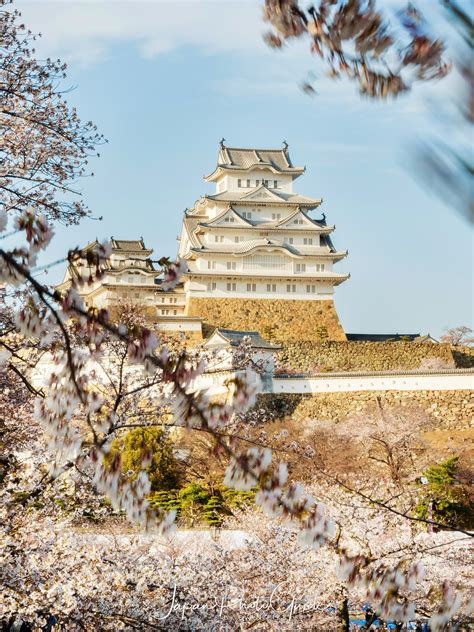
top-left (416, 457), bottom-right (472, 529)
top-left (107, 426), bottom-right (181, 492)
top-left (149, 483), bottom-right (255, 527)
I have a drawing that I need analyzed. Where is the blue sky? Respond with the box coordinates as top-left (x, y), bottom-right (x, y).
top-left (16, 1), bottom-right (473, 337)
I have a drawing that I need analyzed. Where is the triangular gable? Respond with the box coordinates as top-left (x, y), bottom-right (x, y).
top-left (239, 184), bottom-right (287, 203)
top-left (277, 208), bottom-right (319, 228)
top-left (204, 330), bottom-right (232, 348)
top-left (202, 206), bottom-right (253, 228)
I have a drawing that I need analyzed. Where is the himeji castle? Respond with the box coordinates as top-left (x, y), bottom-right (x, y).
top-left (178, 141), bottom-right (349, 340)
top-left (59, 142), bottom-right (349, 341)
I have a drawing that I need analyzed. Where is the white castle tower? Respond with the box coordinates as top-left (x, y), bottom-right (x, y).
top-left (178, 141), bottom-right (349, 341)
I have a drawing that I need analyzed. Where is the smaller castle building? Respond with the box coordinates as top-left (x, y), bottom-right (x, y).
top-left (57, 238), bottom-right (202, 335)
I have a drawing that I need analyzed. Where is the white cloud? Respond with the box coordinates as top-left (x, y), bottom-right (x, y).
top-left (13, 0), bottom-right (452, 115)
top-left (15, 0), bottom-right (269, 65)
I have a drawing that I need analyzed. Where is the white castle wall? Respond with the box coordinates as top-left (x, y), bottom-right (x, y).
top-left (270, 369), bottom-right (474, 394)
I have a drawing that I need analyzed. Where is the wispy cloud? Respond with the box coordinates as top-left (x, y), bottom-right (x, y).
top-left (15, 0), bottom-right (268, 65)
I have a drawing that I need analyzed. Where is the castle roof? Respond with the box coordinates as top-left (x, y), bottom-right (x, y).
top-left (188, 239), bottom-right (347, 261)
top-left (346, 333), bottom-right (422, 342)
top-left (204, 186), bottom-right (321, 208)
top-left (204, 141), bottom-right (305, 182)
top-left (110, 238), bottom-right (152, 256)
top-left (204, 328), bottom-right (281, 350)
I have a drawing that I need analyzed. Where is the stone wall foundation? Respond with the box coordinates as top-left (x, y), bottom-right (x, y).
top-left (185, 297), bottom-right (346, 342)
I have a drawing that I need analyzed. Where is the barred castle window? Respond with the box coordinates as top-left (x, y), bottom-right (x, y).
top-left (286, 284), bottom-right (296, 293)
top-left (266, 284), bottom-right (277, 292)
top-left (244, 255), bottom-right (288, 270)
top-left (295, 263), bottom-right (306, 272)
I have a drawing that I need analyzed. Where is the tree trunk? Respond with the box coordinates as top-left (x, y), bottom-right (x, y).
top-left (337, 597), bottom-right (350, 632)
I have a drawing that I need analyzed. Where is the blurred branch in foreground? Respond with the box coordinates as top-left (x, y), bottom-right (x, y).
top-left (262, 1), bottom-right (472, 222)
top-left (416, 0), bottom-right (473, 224)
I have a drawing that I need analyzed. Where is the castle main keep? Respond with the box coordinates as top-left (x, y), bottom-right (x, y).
top-left (60, 142), bottom-right (349, 342)
top-left (178, 141), bottom-right (348, 341)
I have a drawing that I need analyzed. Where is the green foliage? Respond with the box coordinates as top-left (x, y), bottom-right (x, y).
top-left (416, 457), bottom-right (472, 529)
top-left (107, 426), bottom-right (180, 492)
top-left (149, 483), bottom-right (255, 527)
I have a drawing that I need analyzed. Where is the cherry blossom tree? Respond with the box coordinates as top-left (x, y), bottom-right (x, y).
top-left (261, 1), bottom-right (472, 222)
top-left (440, 326), bottom-right (474, 347)
top-left (262, 0), bottom-right (450, 98)
top-left (1, 2), bottom-right (472, 630)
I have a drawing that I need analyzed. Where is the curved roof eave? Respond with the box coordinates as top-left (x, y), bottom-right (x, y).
top-left (204, 165), bottom-right (305, 182)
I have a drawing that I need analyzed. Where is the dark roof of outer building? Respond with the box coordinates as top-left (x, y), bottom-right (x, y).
top-left (346, 333), bottom-right (421, 342)
top-left (205, 328), bottom-right (281, 350)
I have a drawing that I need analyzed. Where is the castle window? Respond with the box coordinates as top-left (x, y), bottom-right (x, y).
top-left (266, 283), bottom-right (277, 292)
top-left (244, 255), bottom-right (288, 271)
top-left (173, 310), bottom-right (177, 315)
top-left (306, 285), bottom-right (316, 293)
top-left (286, 284), bottom-right (296, 293)
top-left (226, 282), bottom-right (236, 291)
top-left (226, 261), bottom-right (236, 270)
top-left (288, 237), bottom-right (294, 244)
top-left (274, 180), bottom-right (278, 188)
top-left (316, 263), bottom-right (325, 272)
top-left (263, 179), bottom-right (269, 186)
top-left (242, 211), bottom-right (252, 220)
top-left (238, 179), bottom-right (242, 187)
top-left (272, 213), bottom-right (281, 220)
top-left (246, 179), bottom-right (251, 187)
top-left (295, 263), bottom-right (306, 272)
top-left (255, 180), bottom-right (260, 187)
top-left (247, 283), bottom-right (256, 291)
top-left (303, 238), bottom-right (313, 245)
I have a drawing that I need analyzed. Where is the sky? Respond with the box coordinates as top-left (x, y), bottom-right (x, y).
top-left (13, 0), bottom-right (474, 337)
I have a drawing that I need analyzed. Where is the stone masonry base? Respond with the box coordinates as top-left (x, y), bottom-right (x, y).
top-left (185, 297), bottom-right (346, 342)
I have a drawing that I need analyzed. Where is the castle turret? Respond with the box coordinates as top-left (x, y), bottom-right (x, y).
top-left (178, 142), bottom-right (349, 341)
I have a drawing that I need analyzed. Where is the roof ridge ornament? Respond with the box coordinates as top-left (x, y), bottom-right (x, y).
top-left (219, 137), bottom-right (226, 148)
top-left (282, 140), bottom-right (288, 149)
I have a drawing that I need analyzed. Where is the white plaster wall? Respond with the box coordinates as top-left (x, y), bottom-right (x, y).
top-left (270, 372), bottom-right (474, 394)
top-left (223, 173), bottom-right (293, 194)
top-left (157, 321), bottom-right (201, 332)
